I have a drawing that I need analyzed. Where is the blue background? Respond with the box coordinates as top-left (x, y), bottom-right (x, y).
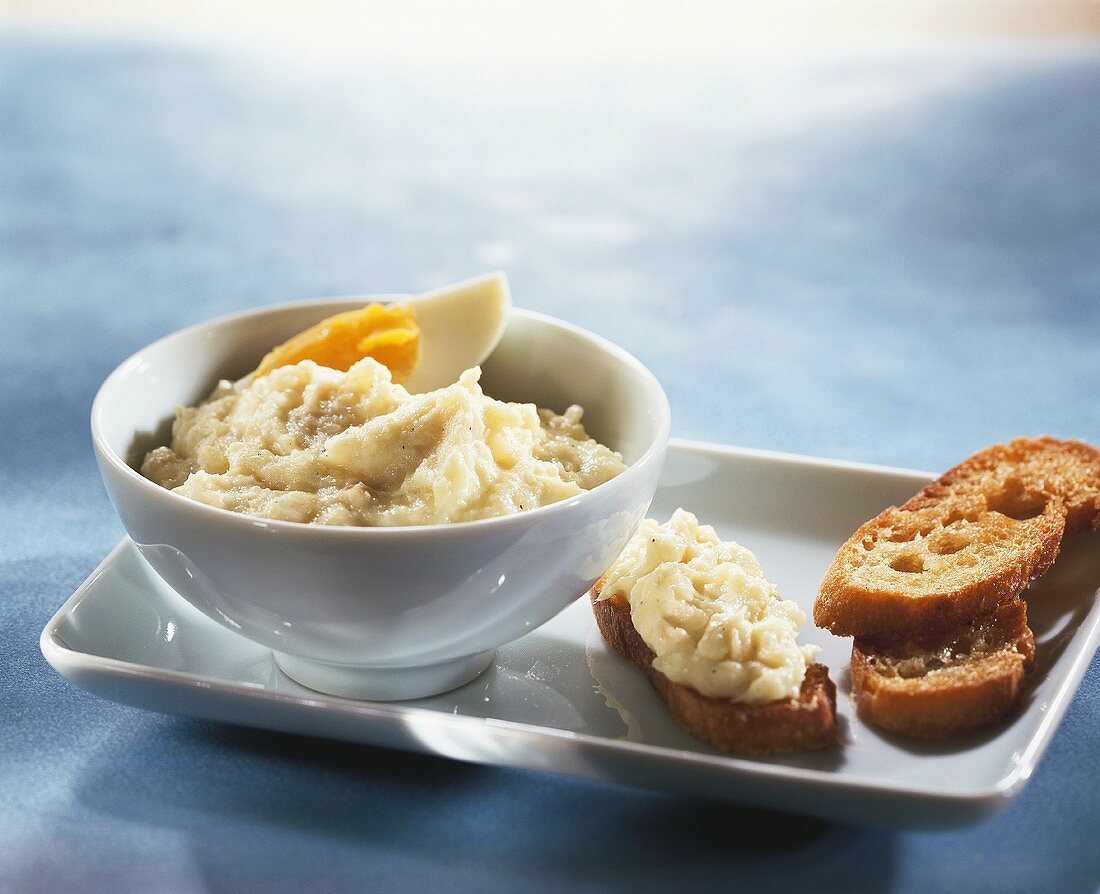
top-left (1, 31), bottom-right (1098, 892)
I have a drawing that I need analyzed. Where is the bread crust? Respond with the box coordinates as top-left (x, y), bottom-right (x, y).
top-left (850, 600), bottom-right (1036, 740)
top-left (591, 584), bottom-right (836, 756)
top-left (814, 437), bottom-right (1098, 639)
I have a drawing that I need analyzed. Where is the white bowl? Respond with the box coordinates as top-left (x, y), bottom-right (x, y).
top-left (91, 300), bottom-right (670, 700)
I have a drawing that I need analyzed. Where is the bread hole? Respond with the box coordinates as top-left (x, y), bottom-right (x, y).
top-left (943, 505), bottom-right (982, 526)
top-left (986, 486), bottom-right (1048, 521)
top-left (889, 553), bottom-right (925, 574)
top-left (929, 533), bottom-right (970, 555)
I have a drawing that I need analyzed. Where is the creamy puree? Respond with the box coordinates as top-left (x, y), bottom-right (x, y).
top-left (598, 509), bottom-right (817, 703)
top-left (141, 358), bottom-right (626, 526)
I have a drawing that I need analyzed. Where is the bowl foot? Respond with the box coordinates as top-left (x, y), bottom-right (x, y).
top-left (273, 649), bottom-right (495, 701)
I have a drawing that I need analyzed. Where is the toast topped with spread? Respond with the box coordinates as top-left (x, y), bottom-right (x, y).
top-left (815, 436), bottom-right (1100, 739)
top-left (591, 509), bottom-right (836, 756)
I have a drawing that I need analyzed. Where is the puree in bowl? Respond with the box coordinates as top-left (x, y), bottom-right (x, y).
top-left (140, 357), bottom-right (626, 526)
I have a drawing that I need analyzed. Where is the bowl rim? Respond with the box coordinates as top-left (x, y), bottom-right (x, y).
top-left (91, 297), bottom-right (671, 539)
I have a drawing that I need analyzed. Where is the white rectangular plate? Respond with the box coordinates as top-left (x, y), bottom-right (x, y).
top-left (41, 440), bottom-right (1100, 828)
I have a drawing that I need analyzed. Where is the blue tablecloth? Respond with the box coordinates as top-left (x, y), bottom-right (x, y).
top-left (2, 31), bottom-right (1098, 893)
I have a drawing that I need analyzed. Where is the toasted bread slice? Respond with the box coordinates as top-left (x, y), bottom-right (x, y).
top-left (912, 436), bottom-right (1100, 536)
top-left (815, 495), bottom-right (1064, 638)
top-left (850, 599), bottom-right (1036, 739)
top-left (815, 437), bottom-right (1099, 638)
top-left (591, 583), bottom-right (837, 756)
